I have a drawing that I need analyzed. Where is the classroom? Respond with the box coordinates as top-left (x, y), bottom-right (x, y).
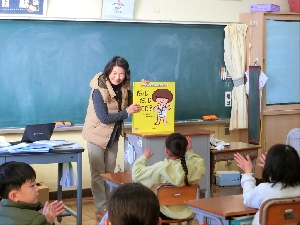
top-left (0, 0), bottom-right (299, 224)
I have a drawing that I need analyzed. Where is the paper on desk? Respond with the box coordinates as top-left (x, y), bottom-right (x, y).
top-left (34, 140), bottom-right (76, 146)
top-left (0, 143), bottom-right (30, 153)
top-left (53, 142), bottom-right (81, 150)
top-left (60, 162), bottom-right (77, 188)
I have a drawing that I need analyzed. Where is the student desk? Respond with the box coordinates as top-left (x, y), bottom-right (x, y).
top-left (124, 127), bottom-right (214, 198)
top-left (186, 195), bottom-right (257, 225)
top-left (100, 172), bottom-right (132, 193)
top-left (210, 142), bottom-right (260, 187)
top-left (0, 148), bottom-right (84, 225)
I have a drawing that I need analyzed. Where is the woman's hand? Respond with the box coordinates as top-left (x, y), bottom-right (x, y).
top-left (234, 153), bottom-right (253, 173)
top-left (141, 79), bottom-right (150, 84)
top-left (142, 148), bottom-right (154, 159)
top-left (127, 103), bottom-right (142, 114)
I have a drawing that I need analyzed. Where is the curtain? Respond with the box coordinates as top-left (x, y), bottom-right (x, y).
top-left (224, 23), bottom-right (248, 130)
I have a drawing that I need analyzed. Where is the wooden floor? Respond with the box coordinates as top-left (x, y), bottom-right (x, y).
top-left (58, 185), bottom-right (242, 225)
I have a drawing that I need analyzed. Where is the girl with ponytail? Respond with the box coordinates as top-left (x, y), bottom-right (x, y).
top-left (132, 133), bottom-right (206, 223)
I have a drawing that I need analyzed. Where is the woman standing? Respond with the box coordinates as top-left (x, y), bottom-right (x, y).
top-left (82, 56), bottom-right (142, 221)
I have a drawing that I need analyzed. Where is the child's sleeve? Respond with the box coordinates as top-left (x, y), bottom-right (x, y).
top-left (132, 155), bottom-right (162, 188)
top-left (186, 149), bottom-right (206, 181)
top-left (241, 173), bottom-right (261, 209)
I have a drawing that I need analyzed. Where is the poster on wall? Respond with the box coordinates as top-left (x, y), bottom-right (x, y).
top-left (102, 0), bottom-right (135, 19)
top-left (0, 0), bottom-right (47, 16)
top-left (132, 82), bottom-right (175, 133)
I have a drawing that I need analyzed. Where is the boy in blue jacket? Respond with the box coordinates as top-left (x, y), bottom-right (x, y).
top-left (0, 161), bottom-right (65, 225)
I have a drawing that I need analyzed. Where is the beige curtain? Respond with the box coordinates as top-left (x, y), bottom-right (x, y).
top-left (224, 23), bottom-right (248, 130)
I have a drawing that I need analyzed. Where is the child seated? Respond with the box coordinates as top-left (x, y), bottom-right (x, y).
top-left (0, 161), bottom-right (65, 225)
top-left (234, 144), bottom-right (300, 225)
top-left (104, 183), bottom-right (161, 225)
top-left (132, 133), bottom-right (206, 222)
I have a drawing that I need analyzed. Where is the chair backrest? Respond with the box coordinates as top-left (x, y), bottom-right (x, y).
top-left (259, 196), bottom-right (300, 225)
top-left (152, 182), bottom-right (200, 206)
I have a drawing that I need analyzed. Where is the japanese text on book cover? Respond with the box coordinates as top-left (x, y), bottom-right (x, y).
top-left (132, 82), bottom-right (175, 133)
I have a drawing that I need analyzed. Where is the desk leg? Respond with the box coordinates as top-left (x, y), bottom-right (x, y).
top-left (57, 163), bottom-right (63, 223)
top-left (210, 152), bottom-right (215, 197)
top-left (195, 212), bottom-right (227, 225)
top-left (77, 153), bottom-right (82, 225)
top-left (194, 212), bottom-right (206, 224)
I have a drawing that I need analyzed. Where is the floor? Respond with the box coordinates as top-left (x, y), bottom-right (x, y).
top-left (57, 185), bottom-right (242, 225)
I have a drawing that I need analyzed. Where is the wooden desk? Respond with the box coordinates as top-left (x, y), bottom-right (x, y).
top-left (210, 142), bottom-right (260, 187)
top-left (186, 195), bottom-right (257, 225)
top-left (0, 148), bottom-right (84, 225)
top-left (124, 126), bottom-right (214, 198)
top-left (100, 172), bottom-right (132, 193)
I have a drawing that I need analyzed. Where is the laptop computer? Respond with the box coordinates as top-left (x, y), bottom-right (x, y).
top-left (19, 123), bottom-right (56, 143)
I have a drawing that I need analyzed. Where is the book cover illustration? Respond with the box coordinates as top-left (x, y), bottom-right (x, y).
top-left (132, 82), bottom-right (175, 133)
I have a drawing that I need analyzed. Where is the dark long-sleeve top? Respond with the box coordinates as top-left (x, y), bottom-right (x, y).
top-left (92, 89), bottom-right (132, 148)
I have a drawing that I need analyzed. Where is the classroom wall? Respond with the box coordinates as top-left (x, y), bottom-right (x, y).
top-left (1, 0), bottom-right (290, 192)
top-left (46, 0), bottom-right (289, 22)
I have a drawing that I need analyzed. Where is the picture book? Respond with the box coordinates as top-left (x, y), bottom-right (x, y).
top-left (132, 82), bottom-right (175, 133)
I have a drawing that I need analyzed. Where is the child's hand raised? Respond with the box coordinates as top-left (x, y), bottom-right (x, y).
top-left (234, 153), bottom-right (253, 174)
top-left (257, 153), bottom-right (266, 168)
top-left (186, 136), bottom-right (192, 151)
top-left (142, 148), bottom-right (154, 159)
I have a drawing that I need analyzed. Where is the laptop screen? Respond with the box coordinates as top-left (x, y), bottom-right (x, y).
top-left (21, 123), bottom-right (56, 143)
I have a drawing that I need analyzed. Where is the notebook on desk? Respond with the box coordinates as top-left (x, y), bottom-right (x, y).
top-left (9, 123), bottom-right (56, 145)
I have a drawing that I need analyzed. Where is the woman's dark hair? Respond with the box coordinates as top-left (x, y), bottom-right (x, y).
top-left (262, 144), bottom-right (300, 188)
top-left (165, 133), bottom-right (189, 186)
top-left (0, 161), bottom-right (36, 198)
top-left (103, 56), bottom-right (130, 83)
top-left (107, 183), bottom-right (160, 225)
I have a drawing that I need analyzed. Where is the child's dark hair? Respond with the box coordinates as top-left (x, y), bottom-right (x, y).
top-left (0, 161), bottom-right (36, 198)
top-left (262, 144), bottom-right (300, 188)
top-left (103, 56), bottom-right (130, 83)
top-left (165, 133), bottom-right (189, 186)
top-left (107, 183), bottom-right (160, 225)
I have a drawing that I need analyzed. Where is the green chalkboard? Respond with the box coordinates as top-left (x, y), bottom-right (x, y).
top-left (0, 19), bottom-right (233, 128)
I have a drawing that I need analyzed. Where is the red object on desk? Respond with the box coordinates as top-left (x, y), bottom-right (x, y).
top-left (202, 115), bottom-right (218, 120)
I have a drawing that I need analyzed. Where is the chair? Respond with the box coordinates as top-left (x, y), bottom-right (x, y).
top-left (259, 196), bottom-right (300, 225)
top-left (152, 182), bottom-right (200, 225)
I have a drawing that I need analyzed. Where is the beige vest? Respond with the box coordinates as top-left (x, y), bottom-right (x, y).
top-left (82, 72), bottom-right (130, 148)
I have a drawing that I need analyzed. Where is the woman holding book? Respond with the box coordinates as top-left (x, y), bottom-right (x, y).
top-left (82, 56), bottom-right (144, 221)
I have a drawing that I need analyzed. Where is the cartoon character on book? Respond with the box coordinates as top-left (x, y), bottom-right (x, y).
top-left (152, 89), bottom-right (173, 125)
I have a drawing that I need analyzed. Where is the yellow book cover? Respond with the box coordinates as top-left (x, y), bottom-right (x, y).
top-left (132, 82), bottom-right (175, 133)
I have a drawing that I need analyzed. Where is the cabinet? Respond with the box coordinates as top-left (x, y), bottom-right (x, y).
top-left (239, 12), bottom-right (300, 178)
